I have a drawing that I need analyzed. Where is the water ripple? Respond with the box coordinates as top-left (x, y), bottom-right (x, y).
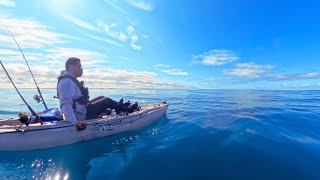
top-left (1, 89), bottom-right (320, 179)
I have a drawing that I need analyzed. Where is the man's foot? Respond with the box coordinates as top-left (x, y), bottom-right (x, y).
top-left (128, 102), bottom-right (138, 113)
top-left (131, 102), bottom-right (138, 110)
top-left (117, 98), bottom-right (124, 107)
top-left (124, 100), bottom-right (131, 107)
top-left (115, 98), bottom-right (124, 115)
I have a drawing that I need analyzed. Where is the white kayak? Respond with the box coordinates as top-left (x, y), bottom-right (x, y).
top-left (0, 102), bottom-right (168, 151)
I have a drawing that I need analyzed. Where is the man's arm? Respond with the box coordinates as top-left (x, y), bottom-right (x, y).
top-left (58, 79), bottom-right (87, 131)
top-left (57, 79), bottom-right (77, 125)
top-left (62, 101), bottom-right (87, 130)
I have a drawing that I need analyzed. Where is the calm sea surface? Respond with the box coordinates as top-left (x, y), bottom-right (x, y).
top-left (0, 89), bottom-right (320, 180)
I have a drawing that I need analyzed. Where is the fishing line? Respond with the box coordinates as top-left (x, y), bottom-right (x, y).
top-left (0, 60), bottom-right (43, 125)
top-left (0, 20), bottom-right (48, 110)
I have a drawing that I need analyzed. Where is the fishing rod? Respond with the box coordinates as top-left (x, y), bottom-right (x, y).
top-left (0, 21), bottom-right (48, 110)
top-left (0, 60), bottom-right (43, 125)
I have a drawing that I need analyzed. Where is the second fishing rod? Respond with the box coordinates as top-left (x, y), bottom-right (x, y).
top-left (0, 21), bottom-right (48, 110)
top-left (0, 60), bottom-right (43, 126)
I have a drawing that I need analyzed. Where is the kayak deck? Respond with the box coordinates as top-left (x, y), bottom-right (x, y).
top-left (0, 102), bottom-right (168, 134)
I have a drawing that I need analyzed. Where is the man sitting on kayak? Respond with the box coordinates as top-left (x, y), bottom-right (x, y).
top-left (57, 57), bottom-right (138, 131)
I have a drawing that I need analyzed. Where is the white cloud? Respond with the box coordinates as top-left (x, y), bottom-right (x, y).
top-left (142, 34), bottom-right (149, 39)
top-left (130, 43), bottom-right (141, 50)
top-left (81, 32), bottom-right (123, 47)
top-left (222, 62), bottom-right (320, 83)
top-left (0, 64), bottom-right (191, 89)
top-left (0, 18), bottom-right (65, 49)
top-left (126, 25), bottom-right (135, 34)
top-left (0, 16), bottom-right (190, 89)
top-left (154, 64), bottom-right (170, 68)
top-left (63, 15), bottom-right (99, 32)
top-left (0, 49), bottom-right (20, 56)
top-left (130, 34), bottom-right (138, 42)
top-left (297, 72), bottom-right (320, 79)
top-left (0, 49), bottom-right (45, 62)
top-left (161, 69), bottom-right (188, 76)
top-left (1, 46), bottom-right (106, 69)
top-left (1, 45), bottom-right (190, 89)
top-left (0, 0), bottom-right (15, 7)
top-left (84, 68), bottom-right (191, 88)
top-left (154, 64), bottom-right (188, 76)
top-left (96, 20), bottom-right (141, 50)
top-left (278, 83), bottom-right (320, 89)
top-left (0, 63), bottom-right (60, 88)
top-left (194, 49), bottom-right (238, 66)
top-left (236, 63), bottom-right (274, 70)
top-left (266, 72), bottom-right (320, 81)
top-left (118, 32), bottom-right (127, 41)
top-left (126, 0), bottom-right (154, 11)
top-left (127, 28), bottom-right (141, 51)
top-left (97, 20), bottom-right (121, 39)
top-left (104, 0), bottom-right (129, 15)
top-left (44, 47), bottom-right (106, 68)
top-left (87, 68), bottom-right (156, 81)
top-left (223, 62), bottom-right (274, 78)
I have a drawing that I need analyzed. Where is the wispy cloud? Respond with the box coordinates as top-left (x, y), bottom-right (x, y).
top-left (161, 69), bottom-right (188, 76)
top-left (81, 32), bottom-right (123, 47)
top-left (0, 64), bottom-right (191, 89)
top-left (0, 18), bottom-right (65, 49)
top-left (126, 26), bottom-right (141, 50)
top-left (222, 62), bottom-right (320, 83)
top-left (126, 0), bottom-right (154, 11)
top-left (96, 20), bottom-right (141, 50)
top-left (193, 49), bottom-right (238, 66)
top-left (0, 48), bottom-right (104, 85)
top-left (0, 0), bottom-right (15, 7)
top-left (84, 68), bottom-right (191, 88)
top-left (223, 62), bottom-right (274, 78)
top-left (0, 16), bottom-right (191, 89)
top-left (154, 64), bottom-right (170, 68)
top-left (63, 15), bottom-right (99, 32)
top-left (154, 64), bottom-right (188, 76)
top-left (278, 83), bottom-right (320, 89)
top-left (142, 34), bottom-right (149, 39)
top-left (44, 47), bottom-right (106, 68)
top-left (1, 46), bottom-right (184, 89)
top-left (0, 54), bottom-right (189, 89)
top-left (0, 48), bottom-right (45, 62)
top-left (61, 16), bottom-right (141, 50)
top-left (266, 72), bottom-right (320, 81)
top-left (0, 63), bottom-right (60, 88)
top-left (130, 44), bottom-right (141, 50)
top-left (61, 15), bottom-right (133, 48)
top-left (0, 49), bottom-right (20, 56)
top-left (104, 0), bottom-right (129, 15)
top-left (96, 21), bottom-right (124, 40)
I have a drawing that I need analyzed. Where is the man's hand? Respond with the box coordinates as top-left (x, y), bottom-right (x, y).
top-left (75, 121), bottom-right (87, 131)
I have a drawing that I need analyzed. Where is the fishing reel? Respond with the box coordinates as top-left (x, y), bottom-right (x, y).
top-left (33, 94), bottom-right (42, 103)
top-left (16, 112), bottom-right (30, 134)
top-left (18, 112), bottom-right (30, 126)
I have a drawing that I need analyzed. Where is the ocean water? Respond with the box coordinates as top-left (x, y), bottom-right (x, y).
top-left (0, 89), bottom-right (320, 180)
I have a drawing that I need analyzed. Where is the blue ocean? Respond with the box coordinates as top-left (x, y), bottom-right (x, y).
top-left (0, 89), bottom-right (320, 180)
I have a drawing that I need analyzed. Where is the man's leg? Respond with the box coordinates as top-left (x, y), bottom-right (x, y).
top-left (88, 96), bottom-right (105, 104)
top-left (86, 97), bottom-right (118, 119)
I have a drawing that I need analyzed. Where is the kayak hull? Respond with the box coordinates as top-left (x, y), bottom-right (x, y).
top-left (0, 102), bottom-right (168, 151)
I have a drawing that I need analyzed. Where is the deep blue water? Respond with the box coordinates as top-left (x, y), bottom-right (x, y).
top-left (0, 89), bottom-right (320, 180)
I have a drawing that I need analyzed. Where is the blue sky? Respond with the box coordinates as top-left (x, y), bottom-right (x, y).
top-left (1, 0), bottom-right (320, 89)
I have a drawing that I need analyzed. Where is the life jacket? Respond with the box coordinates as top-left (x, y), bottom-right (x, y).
top-left (57, 74), bottom-right (89, 109)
